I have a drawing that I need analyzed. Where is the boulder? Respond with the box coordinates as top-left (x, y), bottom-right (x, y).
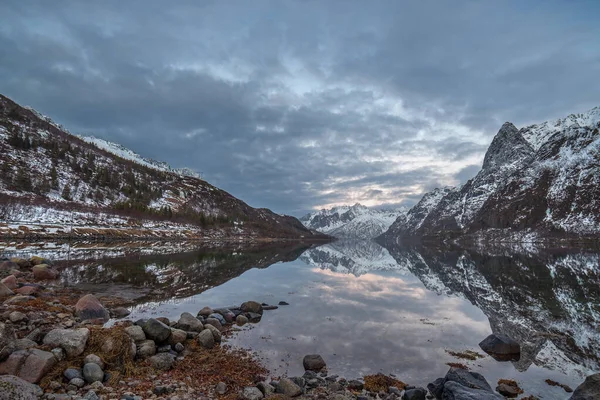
top-left (43, 328), bottom-right (89, 358)
top-left (246, 312), bottom-right (262, 323)
top-left (10, 258), bottom-right (31, 268)
top-left (29, 256), bottom-right (49, 266)
top-left (442, 381), bottom-right (503, 399)
top-left (257, 381), bottom-right (275, 396)
top-left (203, 324), bottom-right (222, 343)
top-left (570, 373), bottom-right (600, 400)
top-left (303, 354), bottom-right (326, 371)
top-left (0, 375), bottom-right (43, 400)
top-left (175, 312), bottom-right (204, 332)
top-left (403, 387), bottom-right (427, 400)
top-left (204, 318), bottom-right (222, 330)
top-left (83, 354), bottom-right (104, 369)
top-left (168, 329), bottom-right (187, 345)
top-left (32, 265), bottom-right (57, 280)
top-left (236, 315), bottom-right (249, 326)
top-left (9, 311), bottom-right (27, 323)
top-left (110, 307), bottom-right (130, 319)
top-left (197, 306), bottom-right (213, 318)
top-left (0, 282), bottom-right (14, 297)
top-left (1, 275), bottom-right (17, 290)
top-left (149, 353), bottom-right (175, 370)
top-left (82, 363), bottom-right (104, 383)
top-left (63, 368), bottom-right (83, 381)
top-left (0, 261), bottom-right (20, 271)
top-left (124, 325), bottom-right (146, 342)
top-left (478, 334), bottom-right (520, 356)
top-left (0, 339), bottom-right (37, 362)
top-left (0, 349), bottom-right (57, 383)
top-left (347, 380), bottom-right (364, 391)
top-left (242, 387), bottom-right (264, 400)
top-left (208, 313), bottom-right (226, 325)
top-left (136, 340), bottom-right (156, 358)
top-left (444, 368), bottom-right (493, 392)
top-left (241, 301), bottom-right (263, 315)
top-left (74, 295), bottom-right (110, 323)
top-left (196, 329), bottom-right (215, 349)
top-left (142, 319), bottom-right (171, 343)
top-left (276, 378), bottom-right (303, 397)
top-left (0, 321), bottom-right (16, 349)
top-left (214, 309), bottom-right (236, 323)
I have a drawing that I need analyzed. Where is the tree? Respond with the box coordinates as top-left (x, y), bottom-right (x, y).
top-left (14, 166), bottom-right (32, 192)
top-left (61, 184), bottom-right (72, 200)
top-left (50, 166), bottom-right (59, 190)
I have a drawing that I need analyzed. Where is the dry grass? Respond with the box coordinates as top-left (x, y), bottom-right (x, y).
top-left (363, 373), bottom-right (406, 392)
top-left (545, 379), bottom-right (573, 393)
top-left (498, 379), bottom-right (524, 395)
top-left (446, 362), bottom-right (469, 370)
top-left (445, 349), bottom-right (485, 361)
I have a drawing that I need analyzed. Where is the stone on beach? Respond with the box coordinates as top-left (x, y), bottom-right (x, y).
top-left (43, 328), bottom-right (90, 358)
top-left (236, 315), bottom-right (249, 326)
top-left (197, 306), bottom-right (214, 318)
top-left (0, 375), bottom-right (43, 400)
top-left (1, 275), bottom-right (18, 290)
top-left (276, 377), bottom-right (303, 397)
top-left (570, 373), bottom-right (600, 400)
top-left (240, 301), bottom-right (263, 315)
top-left (136, 340), bottom-right (157, 359)
top-left (168, 328), bottom-right (187, 345)
top-left (203, 324), bottom-right (222, 343)
top-left (82, 362), bottom-right (104, 383)
top-left (32, 264), bottom-right (58, 280)
top-left (149, 353), bottom-right (175, 370)
top-left (74, 294), bottom-right (110, 323)
top-left (142, 318), bottom-right (172, 343)
top-left (175, 312), bottom-right (204, 332)
top-left (124, 325), bottom-right (146, 342)
top-left (303, 354), bottom-right (327, 371)
top-left (243, 386), bottom-right (264, 400)
top-left (196, 329), bottom-right (215, 348)
top-left (479, 334), bottom-right (520, 356)
top-left (0, 282), bottom-right (14, 297)
top-left (204, 317), bottom-right (222, 330)
top-left (0, 349), bottom-right (57, 383)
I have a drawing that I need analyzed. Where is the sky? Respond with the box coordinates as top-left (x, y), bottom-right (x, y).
top-left (1, 1), bottom-right (599, 216)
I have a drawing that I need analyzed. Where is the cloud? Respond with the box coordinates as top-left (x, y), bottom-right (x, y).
top-left (1, 1), bottom-right (598, 215)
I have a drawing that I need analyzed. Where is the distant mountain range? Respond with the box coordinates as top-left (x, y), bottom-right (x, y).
top-left (381, 107), bottom-right (600, 242)
top-left (300, 203), bottom-right (407, 239)
top-left (0, 94), bottom-right (325, 240)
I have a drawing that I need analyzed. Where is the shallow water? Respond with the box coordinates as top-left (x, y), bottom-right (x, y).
top-left (3, 239), bottom-right (599, 399)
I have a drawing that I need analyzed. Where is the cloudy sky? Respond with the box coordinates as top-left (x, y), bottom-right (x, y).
top-left (1, 1), bottom-right (598, 216)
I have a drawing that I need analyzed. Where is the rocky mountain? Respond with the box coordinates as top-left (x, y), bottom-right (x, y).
top-left (0, 94), bottom-right (323, 240)
top-left (300, 203), bottom-right (406, 239)
top-left (381, 107), bottom-right (600, 241)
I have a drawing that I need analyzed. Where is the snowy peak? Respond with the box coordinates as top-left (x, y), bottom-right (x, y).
top-left (301, 204), bottom-right (407, 239)
top-left (482, 122), bottom-right (533, 170)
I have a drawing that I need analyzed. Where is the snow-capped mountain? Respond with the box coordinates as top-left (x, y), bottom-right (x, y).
top-left (300, 203), bottom-right (407, 239)
top-left (381, 106), bottom-right (600, 240)
top-left (0, 93), bottom-right (321, 240)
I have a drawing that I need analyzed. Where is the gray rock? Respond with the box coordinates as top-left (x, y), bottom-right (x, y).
top-left (42, 328), bottom-right (90, 358)
top-left (303, 354), bottom-right (326, 371)
top-left (570, 373), bottom-right (600, 400)
top-left (174, 343), bottom-right (184, 352)
top-left (478, 334), bottom-right (520, 356)
top-left (124, 325), bottom-right (146, 342)
top-left (82, 363), bottom-right (104, 383)
top-left (0, 339), bottom-right (37, 362)
top-left (0, 375), bottom-right (43, 400)
top-left (246, 312), bottom-right (262, 323)
top-left (197, 306), bottom-right (213, 318)
top-left (444, 368), bottom-right (492, 392)
top-left (0, 348), bottom-right (57, 383)
top-left (216, 382), bottom-right (227, 395)
top-left (136, 340), bottom-right (156, 359)
top-left (110, 307), bottom-right (131, 319)
top-left (428, 378), bottom-right (445, 399)
top-left (214, 309), bottom-right (235, 323)
top-left (168, 328), bottom-right (187, 345)
top-left (9, 311), bottom-right (27, 323)
top-left (149, 353), bottom-right (175, 370)
top-left (0, 282), bottom-right (14, 296)
top-left (175, 312), bottom-right (204, 332)
top-left (50, 348), bottom-right (65, 362)
top-left (403, 387), bottom-right (427, 400)
top-left (208, 313), bottom-right (226, 325)
top-left (0, 322), bottom-right (17, 358)
top-left (236, 315), bottom-right (249, 326)
top-left (203, 324), bottom-right (222, 343)
top-left (83, 390), bottom-right (99, 400)
top-left (347, 380), bottom-right (364, 391)
top-left (240, 301), bottom-right (263, 315)
top-left (204, 318), bottom-right (222, 330)
top-left (196, 329), bottom-right (215, 349)
top-left (63, 368), bottom-right (83, 381)
top-left (69, 378), bottom-right (85, 388)
top-left (257, 382), bottom-right (274, 396)
top-left (276, 378), bottom-right (303, 397)
top-left (442, 381), bottom-right (503, 399)
top-left (142, 319), bottom-right (171, 343)
top-left (242, 386), bottom-right (264, 400)
top-left (278, 301), bottom-right (289, 306)
top-left (83, 354), bottom-right (104, 369)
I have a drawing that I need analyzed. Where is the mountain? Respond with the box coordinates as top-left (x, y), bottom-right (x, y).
top-left (300, 203), bottom-right (407, 239)
top-left (0, 94), bottom-right (325, 240)
top-left (380, 107), bottom-right (600, 241)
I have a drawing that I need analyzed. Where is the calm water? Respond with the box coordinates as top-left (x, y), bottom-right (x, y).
top-left (2, 240), bottom-right (599, 399)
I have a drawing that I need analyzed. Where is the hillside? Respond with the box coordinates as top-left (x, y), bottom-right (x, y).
top-left (0, 94), bottom-right (325, 240)
top-left (381, 107), bottom-right (600, 242)
top-left (300, 203), bottom-right (406, 239)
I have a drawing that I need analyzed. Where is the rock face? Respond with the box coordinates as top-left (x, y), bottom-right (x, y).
top-left (303, 354), bottom-right (326, 371)
top-left (380, 107), bottom-right (600, 240)
top-left (570, 373), bottom-right (600, 400)
top-left (0, 375), bottom-right (43, 400)
top-left (142, 319), bottom-right (171, 343)
top-left (43, 328), bottom-right (90, 358)
top-left (0, 349), bottom-right (57, 383)
top-left (479, 334), bottom-right (520, 357)
top-left (74, 295), bottom-right (110, 322)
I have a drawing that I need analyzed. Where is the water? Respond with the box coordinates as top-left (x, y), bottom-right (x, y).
top-left (2, 239), bottom-right (599, 399)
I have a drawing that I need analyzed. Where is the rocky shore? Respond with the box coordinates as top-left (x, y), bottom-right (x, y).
top-left (1, 255), bottom-right (598, 400)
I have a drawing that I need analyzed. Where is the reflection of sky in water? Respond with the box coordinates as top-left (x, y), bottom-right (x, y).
top-left (128, 258), bottom-right (579, 399)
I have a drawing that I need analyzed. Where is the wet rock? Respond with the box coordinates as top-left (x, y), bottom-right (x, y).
top-left (0, 282), bottom-right (14, 296)
top-left (175, 312), bottom-right (204, 332)
top-left (0, 375), bottom-right (43, 400)
top-left (74, 295), bottom-right (110, 323)
top-left (124, 325), bottom-right (146, 342)
top-left (303, 354), bottom-right (326, 371)
top-left (276, 377), bottom-right (303, 397)
top-left (142, 319), bottom-right (172, 343)
top-left (43, 328), bottom-right (90, 358)
top-left (0, 348), bottom-right (57, 383)
top-left (236, 315), bottom-right (249, 326)
top-left (64, 368), bottom-right (83, 381)
top-left (246, 313), bottom-right (262, 323)
top-left (83, 354), bottom-right (104, 369)
top-left (278, 301), bottom-right (289, 306)
top-left (257, 381), bottom-right (274, 396)
top-left (149, 353), bottom-right (175, 370)
top-left (445, 367), bottom-right (493, 392)
top-left (570, 373), bottom-right (600, 400)
top-left (208, 313), bottom-right (226, 325)
top-left (32, 264), bottom-right (57, 280)
top-left (203, 324), bottom-right (222, 343)
top-left (136, 340), bottom-right (156, 359)
top-left (204, 317), bottom-right (222, 330)
top-left (443, 381), bottom-right (503, 399)
top-left (216, 382), bottom-right (227, 395)
top-left (262, 305), bottom-right (278, 311)
top-left (82, 363), bottom-right (104, 383)
top-left (197, 306), bottom-right (213, 318)
top-left (240, 301), bottom-right (263, 315)
top-left (196, 329), bottom-right (215, 349)
top-left (1, 275), bottom-right (17, 290)
top-left (242, 386), bottom-right (264, 400)
top-left (478, 334), bottom-right (520, 356)
top-left (403, 387), bottom-right (427, 400)
top-left (9, 311), bottom-right (27, 323)
top-left (110, 307), bottom-right (130, 319)
top-left (168, 328), bottom-right (187, 345)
